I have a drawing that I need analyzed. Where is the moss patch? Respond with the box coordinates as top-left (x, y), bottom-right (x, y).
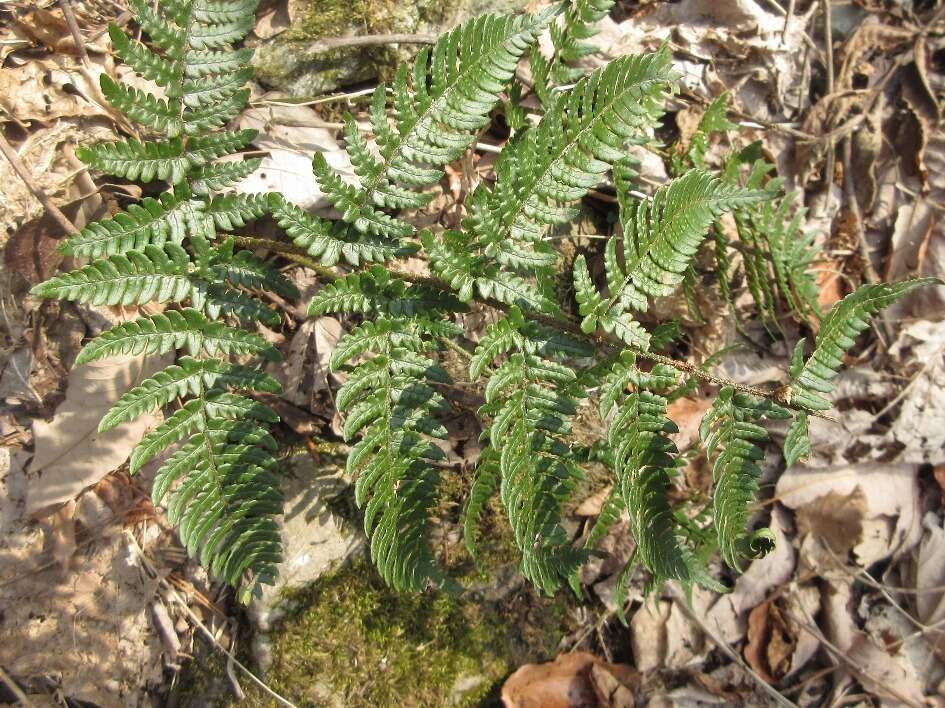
top-left (184, 561), bottom-right (577, 707)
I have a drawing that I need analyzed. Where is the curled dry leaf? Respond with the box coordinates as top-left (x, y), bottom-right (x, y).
top-left (27, 353), bottom-right (171, 518)
top-left (501, 651), bottom-right (639, 708)
top-left (280, 316), bottom-right (342, 412)
top-left (744, 585), bottom-right (819, 684)
top-left (775, 464), bottom-right (922, 571)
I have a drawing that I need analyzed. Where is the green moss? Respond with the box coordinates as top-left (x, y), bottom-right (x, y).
top-left (217, 562), bottom-right (577, 707)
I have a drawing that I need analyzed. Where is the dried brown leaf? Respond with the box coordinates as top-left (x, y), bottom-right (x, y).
top-left (27, 353), bottom-right (171, 518)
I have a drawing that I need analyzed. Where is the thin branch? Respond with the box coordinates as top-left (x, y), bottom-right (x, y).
top-left (235, 236), bottom-right (837, 419)
top-left (667, 584), bottom-right (799, 708)
top-left (59, 0), bottom-right (91, 67)
top-left (124, 531), bottom-right (299, 708)
top-left (819, 0), bottom-right (836, 215)
top-left (0, 134), bottom-right (77, 237)
top-left (0, 665), bottom-right (37, 708)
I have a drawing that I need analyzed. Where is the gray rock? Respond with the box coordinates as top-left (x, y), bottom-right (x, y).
top-left (252, 0), bottom-right (529, 97)
top-left (248, 454), bottom-right (363, 664)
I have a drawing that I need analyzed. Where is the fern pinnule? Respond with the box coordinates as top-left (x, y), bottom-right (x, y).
top-left (74, 308), bottom-right (282, 365)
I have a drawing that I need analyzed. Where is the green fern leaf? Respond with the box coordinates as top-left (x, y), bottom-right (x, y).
top-left (100, 357), bottom-right (281, 431)
top-left (75, 308), bottom-right (281, 364)
top-left (271, 196), bottom-right (404, 266)
top-left (78, 138), bottom-right (189, 184)
top-left (60, 191), bottom-right (198, 259)
top-left (601, 353), bottom-right (725, 591)
top-left (108, 24), bottom-right (181, 87)
top-left (699, 387), bottom-right (790, 570)
top-left (31, 243), bottom-right (193, 306)
top-left (100, 74), bottom-right (183, 136)
top-left (614, 170), bottom-right (765, 310)
top-left (783, 411), bottom-right (810, 467)
top-left (788, 279), bottom-right (938, 410)
top-left (330, 317), bottom-right (454, 591)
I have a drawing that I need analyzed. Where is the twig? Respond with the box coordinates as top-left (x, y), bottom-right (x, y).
top-left (0, 134), bottom-right (77, 237)
top-left (288, 33), bottom-right (436, 54)
top-left (785, 604), bottom-right (924, 707)
top-left (233, 236), bottom-right (839, 420)
top-left (124, 531), bottom-right (298, 708)
top-left (820, 0), bottom-right (835, 213)
top-left (59, 0), bottom-right (90, 67)
top-left (839, 140), bottom-right (881, 286)
top-left (0, 665), bottom-right (36, 708)
top-left (667, 585), bottom-right (799, 708)
top-left (782, 0), bottom-right (796, 43)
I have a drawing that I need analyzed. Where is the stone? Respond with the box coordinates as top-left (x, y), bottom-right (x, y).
top-left (248, 454), bottom-right (364, 633)
top-left (251, 0), bottom-right (529, 97)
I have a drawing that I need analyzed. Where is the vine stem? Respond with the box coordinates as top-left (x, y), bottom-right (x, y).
top-left (234, 236), bottom-right (835, 420)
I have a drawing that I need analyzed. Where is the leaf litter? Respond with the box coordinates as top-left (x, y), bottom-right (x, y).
top-left (2, 0), bottom-right (945, 705)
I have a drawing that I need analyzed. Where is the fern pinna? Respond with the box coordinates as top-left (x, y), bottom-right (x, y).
top-left (32, 0), bottom-right (290, 603)
top-left (34, 0), bottom-right (939, 602)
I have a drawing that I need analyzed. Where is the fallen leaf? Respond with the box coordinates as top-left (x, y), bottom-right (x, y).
top-left (27, 353), bottom-right (170, 518)
top-left (501, 652), bottom-right (638, 708)
top-left (666, 397), bottom-right (712, 452)
top-left (281, 316), bottom-right (341, 411)
top-left (744, 585), bottom-right (819, 684)
top-left (236, 101), bottom-right (354, 210)
top-left (775, 464), bottom-right (922, 570)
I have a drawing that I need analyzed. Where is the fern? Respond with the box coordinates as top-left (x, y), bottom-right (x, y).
top-left (530, 0), bottom-right (616, 106)
top-left (700, 388), bottom-right (790, 570)
top-left (33, 1), bottom-right (941, 603)
top-left (31, 0), bottom-right (285, 602)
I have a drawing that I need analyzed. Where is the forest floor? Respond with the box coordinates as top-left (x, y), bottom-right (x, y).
top-left (1, 0), bottom-right (945, 706)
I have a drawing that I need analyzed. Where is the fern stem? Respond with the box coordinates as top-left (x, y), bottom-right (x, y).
top-left (243, 236), bottom-right (835, 418)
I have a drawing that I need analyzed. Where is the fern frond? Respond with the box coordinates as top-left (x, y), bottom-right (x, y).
top-left (152, 414), bottom-right (282, 603)
top-left (60, 191), bottom-right (197, 259)
top-left (131, 395), bottom-right (277, 473)
top-left (31, 243), bottom-right (193, 306)
top-left (308, 266), bottom-right (465, 318)
top-left (209, 246), bottom-right (300, 299)
top-left (601, 352), bottom-right (725, 591)
top-left (463, 449), bottom-right (501, 559)
top-left (78, 138), bottom-right (189, 184)
top-left (475, 49), bottom-right (675, 251)
top-left (34, 0), bottom-right (285, 605)
top-left (548, 0), bottom-right (615, 86)
top-left (699, 387), bottom-right (789, 570)
top-left (473, 310), bottom-right (589, 593)
top-left (100, 356), bottom-right (281, 431)
top-left (311, 9), bottom-right (555, 241)
top-left (75, 308), bottom-right (281, 364)
top-left (272, 196), bottom-right (405, 267)
top-left (610, 169), bottom-right (765, 310)
top-left (783, 411), bottom-right (810, 467)
top-left (100, 75), bottom-right (182, 136)
top-left (190, 158), bottom-right (262, 194)
top-left (788, 279), bottom-right (937, 410)
top-left (332, 317), bottom-right (455, 590)
top-left (108, 24), bottom-right (181, 87)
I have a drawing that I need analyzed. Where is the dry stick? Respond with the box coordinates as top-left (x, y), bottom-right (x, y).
top-left (782, 0), bottom-right (797, 43)
top-left (232, 236), bottom-right (837, 420)
top-left (785, 605), bottom-right (924, 708)
top-left (124, 531), bottom-right (299, 708)
top-left (0, 134), bottom-right (77, 237)
top-left (0, 665), bottom-right (37, 708)
top-left (58, 0), bottom-right (90, 67)
top-left (667, 585), bottom-right (799, 708)
top-left (819, 0), bottom-right (835, 217)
